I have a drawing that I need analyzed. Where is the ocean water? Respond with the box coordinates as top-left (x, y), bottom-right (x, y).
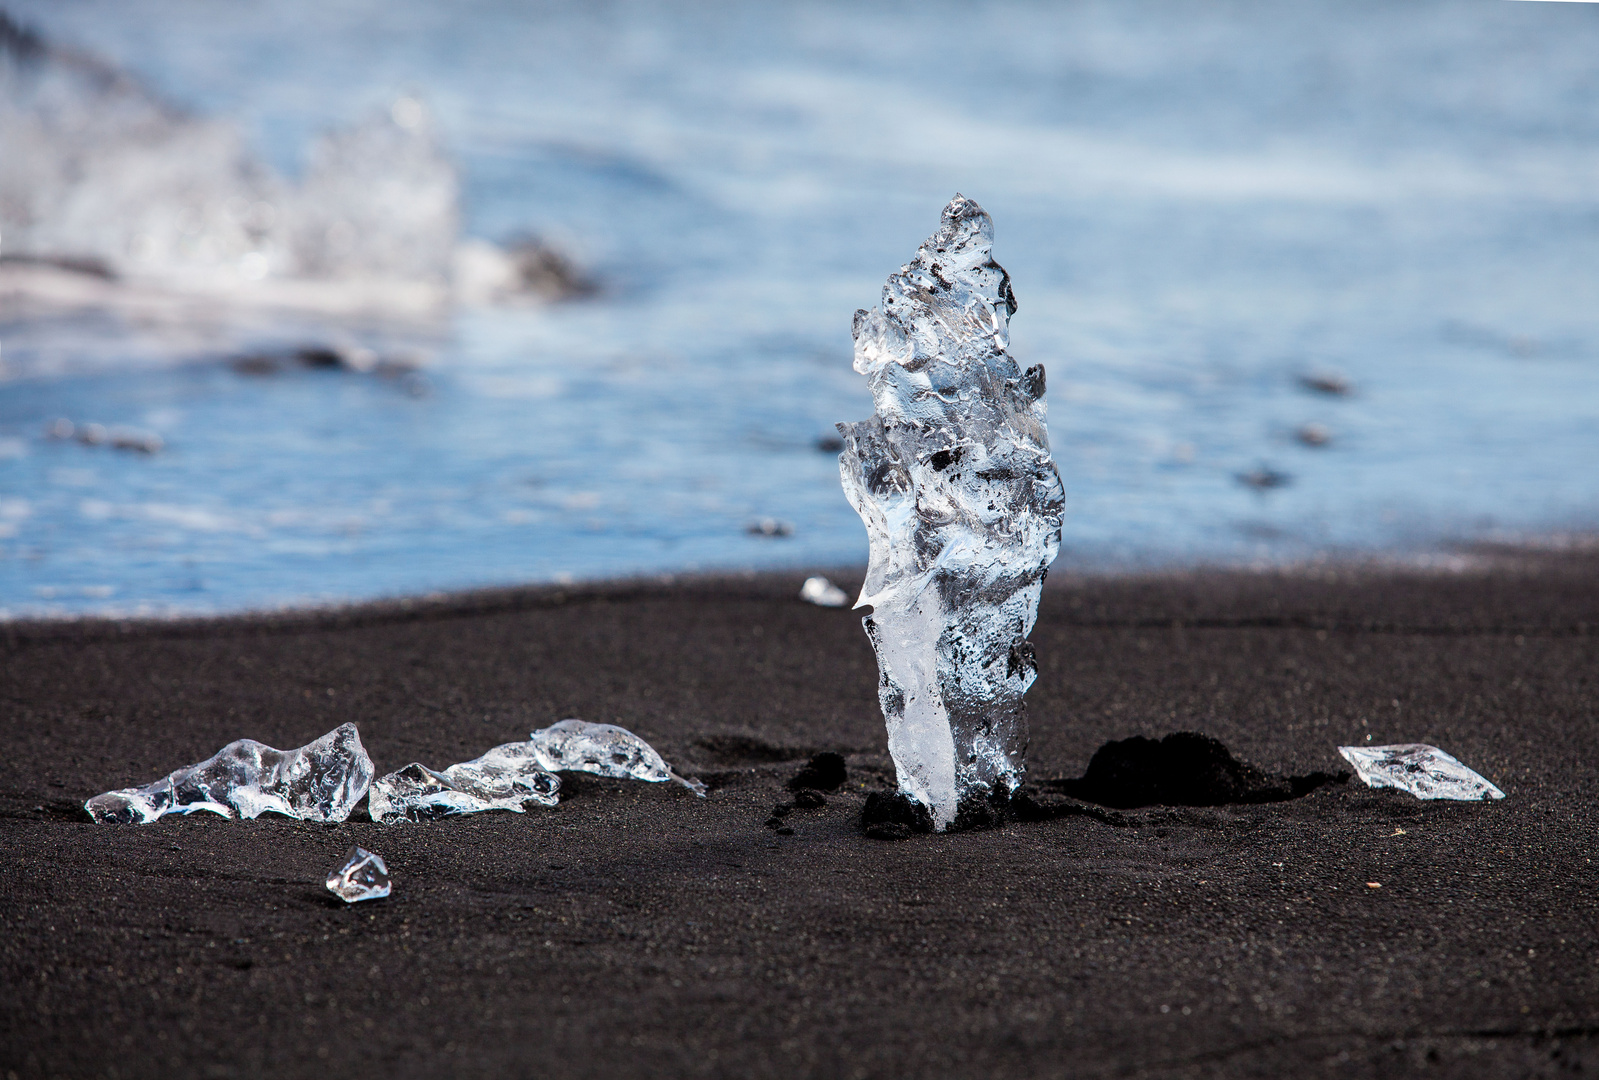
top-left (2, 0), bottom-right (1597, 618)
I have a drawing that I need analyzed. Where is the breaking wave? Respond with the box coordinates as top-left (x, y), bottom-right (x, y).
top-left (0, 12), bottom-right (570, 322)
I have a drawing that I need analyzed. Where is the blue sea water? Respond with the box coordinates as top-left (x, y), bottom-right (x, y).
top-left (2, 0), bottom-right (1598, 618)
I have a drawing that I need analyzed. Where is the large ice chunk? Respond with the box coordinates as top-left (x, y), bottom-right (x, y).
top-left (528, 719), bottom-right (706, 796)
top-left (84, 723), bottom-right (373, 824)
top-left (837, 196), bottom-right (1065, 831)
top-left (327, 846), bottom-right (391, 903)
top-left (369, 742), bottom-right (561, 823)
top-left (1339, 743), bottom-right (1506, 801)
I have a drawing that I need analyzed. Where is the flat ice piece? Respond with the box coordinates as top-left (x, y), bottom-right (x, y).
top-left (800, 576), bottom-right (849, 607)
top-left (837, 195), bottom-right (1064, 830)
top-left (84, 723), bottom-right (373, 824)
top-left (327, 846), bottom-right (391, 903)
top-left (528, 719), bottom-right (706, 796)
top-left (368, 742), bottom-right (561, 823)
top-left (1338, 744), bottom-right (1505, 801)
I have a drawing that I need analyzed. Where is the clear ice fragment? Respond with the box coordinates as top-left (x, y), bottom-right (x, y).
top-left (1338, 743), bottom-right (1505, 801)
top-left (528, 719), bottom-right (706, 796)
top-left (800, 576), bottom-right (849, 607)
top-left (326, 846), bottom-right (390, 903)
top-left (837, 195), bottom-right (1065, 831)
top-left (84, 723), bottom-right (374, 824)
top-left (369, 742), bottom-right (561, 823)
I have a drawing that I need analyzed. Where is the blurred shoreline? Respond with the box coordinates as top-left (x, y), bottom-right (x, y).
top-left (5, 535), bottom-right (1597, 628)
top-left (4, 1), bottom-right (1597, 620)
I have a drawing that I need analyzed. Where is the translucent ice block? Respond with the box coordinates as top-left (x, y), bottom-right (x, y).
top-left (327, 846), bottom-right (391, 903)
top-left (837, 195), bottom-right (1064, 830)
top-left (1338, 743), bottom-right (1506, 801)
top-left (84, 723), bottom-right (373, 824)
top-left (528, 719), bottom-right (706, 796)
top-left (369, 742), bottom-right (561, 823)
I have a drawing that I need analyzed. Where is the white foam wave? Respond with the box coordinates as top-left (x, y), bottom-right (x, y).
top-left (1, 15), bottom-right (459, 316)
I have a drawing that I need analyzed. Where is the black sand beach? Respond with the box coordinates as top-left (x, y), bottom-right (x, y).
top-left (3, 553), bottom-right (1597, 1078)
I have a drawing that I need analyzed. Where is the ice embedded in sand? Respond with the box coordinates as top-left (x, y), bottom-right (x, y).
top-left (529, 719), bottom-right (706, 796)
top-left (837, 195), bottom-right (1064, 831)
top-left (800, 576), bottom-right (849, 607)
top-left (84, 723), bottom-right (374, 824)
top-left (326, 846), bottom-right (391, 903)
top-left (369, 742), bottom-right (561, 823)
top-left (1339, 744), bottom-right (1506, 801)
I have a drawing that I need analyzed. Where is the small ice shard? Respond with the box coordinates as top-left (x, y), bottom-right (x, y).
top-left (528, 719), bottom-right (706, 796)
top-left (837, 195), bottom-right (1064, 831)
top-left (800, 576), bottom-right (849, 607)
top-left (369, 742), bottom-right (561, 823)
top-left (1338, 744), bottom-right (1506, 801)
top-left (326, 846), bottom-right (390, 903)
top-left (84, 723), bottom-right (373, 824)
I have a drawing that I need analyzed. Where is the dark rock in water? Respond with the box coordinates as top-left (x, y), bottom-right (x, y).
top-left (45, 419), bottom-right (161, 454)
top-left (1237, 465), bottom-right (1292, 491)
top-left (788, 752), bottom-right (847, 791)
top-left (813, 435), bottom-right (845, 453)
top-left (746, 518), bottom-right (794, 538)
top-left (1049, 731), bottom-right (1344, 809)
top-left (373, 357), bottom-right (421, 378)
top-left (506, 237), bottom-right (597, 300)
top-left (109, 428), bottom-right (162, 454)
top-left (230, 346), bottom-right (425, 391)
top-left (230, 355), bottom-right (281, 376)
top-left (1296, 422), bottom-right (1332, 447)
top-left (1298, 372), bottom-right (1352, 396)
top-left (0, 11), bottom-right (47, 63)
top-left (295, 346), bottom-right (345, 369)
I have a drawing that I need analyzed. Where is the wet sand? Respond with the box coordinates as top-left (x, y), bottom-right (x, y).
top-left (2, 553), bottom-right (1597, 1078)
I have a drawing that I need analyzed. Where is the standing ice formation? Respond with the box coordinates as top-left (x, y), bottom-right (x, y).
top-left (838, 195), bottom-right (1064, 831)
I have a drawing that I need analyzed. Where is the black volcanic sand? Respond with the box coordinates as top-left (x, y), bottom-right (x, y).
top-left (3, 552), bottom-right (1598, 1079)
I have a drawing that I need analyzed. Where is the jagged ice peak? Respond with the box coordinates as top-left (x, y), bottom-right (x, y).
top-left (838, 195), bottom-right (1064, 832)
